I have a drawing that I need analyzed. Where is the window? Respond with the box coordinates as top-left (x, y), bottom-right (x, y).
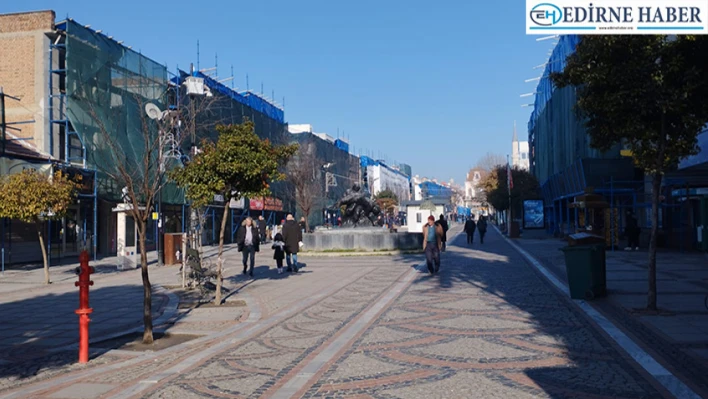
top-left (416, 213), bottom-right (422, 223)
top-left (521, 153), bottom-right (528, 160)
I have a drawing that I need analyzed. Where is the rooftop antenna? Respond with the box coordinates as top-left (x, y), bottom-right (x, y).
top-left (272, 90), bottom-right (275, 103)
top-left (246, 74), bottom-right (249, 91)
top-left (282, 96), bottom-right (285, 109)
top-left (261, 82), bottom-right (263, 95)
top-left (231, 65), bottom-right (234, 89)
top-left (215, 53), bottom-right (218, 79)
top-left (197, 40), bottom-right (200, 72)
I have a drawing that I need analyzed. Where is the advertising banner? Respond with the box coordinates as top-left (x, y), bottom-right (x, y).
top-left (523, 200), bottom-right (545, 229)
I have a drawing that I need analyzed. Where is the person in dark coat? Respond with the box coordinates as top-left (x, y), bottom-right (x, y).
top-left (258, 215), bottom-right (267, 243)
top-left (299, 217), bottom-right (307, 233)
top-left (272, 233), bottom-right (286, 274)
top-left (437, 214), bottom-right (449, 251)
top-left (282, 214), bottom-right (303, 272)
top-left (477, 215), bottom-right (488, 244)
top-left (625, 212), bottom-right (640, 251)
top-left (236, 217), bottom-right (260, 277)
top-left (464, 215), bottom-right (477, 245)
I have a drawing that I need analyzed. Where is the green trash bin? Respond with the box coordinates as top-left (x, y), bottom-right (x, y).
top-left (560, 244), bottom-right (607, 300)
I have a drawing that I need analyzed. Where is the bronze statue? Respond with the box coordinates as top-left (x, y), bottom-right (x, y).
top-left (332, 184), bottom-right (381, 227)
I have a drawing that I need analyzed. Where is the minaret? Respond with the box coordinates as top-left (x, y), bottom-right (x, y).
top-left (511, 121), bottom-right (519, 168)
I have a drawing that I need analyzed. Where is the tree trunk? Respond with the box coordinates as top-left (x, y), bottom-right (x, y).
top-left (137, 222), bottom-right (153, 344)
top-left (647, 172), bottom-right (662, 311)
top-left (36, 222), bottom-right (50, 284)
top-left (215, 203), bottom-right (229, 305)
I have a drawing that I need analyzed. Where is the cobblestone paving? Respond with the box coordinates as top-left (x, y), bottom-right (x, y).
top-left (139, 258), bottom-right (412, 399)
top-left (295, 231), bottom-right (667, 399)
top-left (0, 229), bottom-right (675, 398)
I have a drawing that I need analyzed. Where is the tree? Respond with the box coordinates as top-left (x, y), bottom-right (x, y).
top-left (480, 165), bottom-right (539, 216)
top-left (172, 121), bottom-right (297, 305)
top-left (0, 169), bottom-right (77, 284)
top-left (474, 152), bottom-right (506, 173)
top-left (284, 143), bottom-right (324, 232)
top-left (551, 36), bottom-right (708, 310)
top-left (374, 189), bottom-right (398, 215)
top-left (82, 95), bottom-right (201, 345)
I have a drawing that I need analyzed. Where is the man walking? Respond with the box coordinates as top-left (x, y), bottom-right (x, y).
top-left (423, 215), bottom-right (443, 274)
top-left (237, 217), bottom-right (260, 277)
top-left (283, 214), bottom-right (303, 272)
top-left (437, 214), bottom-right (449, 251)
top-left (464, 215), bottom-right (477, 245)
top-left (477, 215), bottom-right (488, 244)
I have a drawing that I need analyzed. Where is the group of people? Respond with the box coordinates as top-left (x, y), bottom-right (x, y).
top-left (421, 213), bottom-right (489, 275)
top-left (422, 214), bottom-right (449, 274)
top-left (235, 214), bottom-right (304, 277)
top-left (463, 215), bottom-right (488, 244)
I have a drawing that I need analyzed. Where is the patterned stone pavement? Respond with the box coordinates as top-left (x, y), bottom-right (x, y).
top-left (0, 226), bottom-right (677, 398)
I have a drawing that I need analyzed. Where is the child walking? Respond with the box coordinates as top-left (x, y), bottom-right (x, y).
top-left (272, 233), bottom-right (286, 274)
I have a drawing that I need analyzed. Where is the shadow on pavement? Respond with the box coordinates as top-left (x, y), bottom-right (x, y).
top-left (0, 285), bottom-right (171, 389)
top-left (409, 227), bottom-right (666, 398)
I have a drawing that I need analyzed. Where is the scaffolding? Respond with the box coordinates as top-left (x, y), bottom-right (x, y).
top-left (49, 22), bottom-right (98, 261)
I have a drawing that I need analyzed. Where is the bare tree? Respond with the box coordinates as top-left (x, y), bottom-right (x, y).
top-left (78, 83), bottom-right (213, 344)
top-left (285, 143), bottom-right (325, 232)
top-left (474, 152), bottom-right (506, 173)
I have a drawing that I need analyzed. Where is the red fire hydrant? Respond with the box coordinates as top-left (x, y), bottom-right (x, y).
top-left (75, 250), bottom-right (95, 363)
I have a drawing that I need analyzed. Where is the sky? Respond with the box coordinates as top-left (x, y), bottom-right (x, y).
top-left (3, 0), bottom-right (549, 184)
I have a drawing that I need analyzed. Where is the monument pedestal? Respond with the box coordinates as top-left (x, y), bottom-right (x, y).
top-left (303, 228), bottom-right (422, 252)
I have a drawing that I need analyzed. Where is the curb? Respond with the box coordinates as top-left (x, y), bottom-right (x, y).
top-left (492, 224), bottom-right (702, 399)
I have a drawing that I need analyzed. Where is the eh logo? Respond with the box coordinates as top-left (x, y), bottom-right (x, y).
top-left (530, 3), bottom-right (563, 26)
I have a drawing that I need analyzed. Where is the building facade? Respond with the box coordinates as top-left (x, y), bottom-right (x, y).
top-left (360, 156), bottom-right (411, 203)
top-left (288, 124), bottom-right (360, 228)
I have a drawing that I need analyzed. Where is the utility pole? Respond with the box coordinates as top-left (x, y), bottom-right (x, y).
top-left (1, 87), bottom-right (6, 155)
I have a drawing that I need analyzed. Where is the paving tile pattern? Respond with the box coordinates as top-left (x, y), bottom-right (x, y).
top-left (140, 258), bottom-right (411, 399)
top-left (515, 237), bottom-right (708, 397)
top-left (298, 232), bottom-right (665, 399)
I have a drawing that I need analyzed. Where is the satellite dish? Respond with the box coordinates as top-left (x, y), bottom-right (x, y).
top-left (145, 103), bottom-right (162, 120)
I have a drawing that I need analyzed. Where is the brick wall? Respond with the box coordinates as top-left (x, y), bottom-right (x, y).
top-left (0, 10), bottom-right (55, 149)
top-left (0, 10), bottom-right (55, 33)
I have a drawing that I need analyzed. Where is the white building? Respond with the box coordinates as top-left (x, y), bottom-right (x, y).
top-left (402, 199), bottom-right (448, 233)
top-left (361, 157), bottom-right (411, 202)
top-left (512, 122), bottom-right (530, 171)
top-left (464, 168), bottom-right (485, 211)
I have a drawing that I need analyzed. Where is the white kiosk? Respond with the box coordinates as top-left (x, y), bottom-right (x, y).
top-left (112, 202), bottom-right (139, 270)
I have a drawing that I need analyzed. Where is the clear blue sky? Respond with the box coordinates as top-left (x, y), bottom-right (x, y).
top-left (5, 0), bottom-right (548, 184)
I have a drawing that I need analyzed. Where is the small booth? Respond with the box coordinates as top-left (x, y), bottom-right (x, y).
top-left (569, 188), bottom-right (614, 247)
top-left (112, 203), bottom-right (139, 270)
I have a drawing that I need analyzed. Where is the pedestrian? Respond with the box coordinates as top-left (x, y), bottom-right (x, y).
top-left (437, 214), bottom-right (449, 251)
top-left (258, 215), bottom-right (267, 243)
top-left (464, 215), bottom-right (477, 245)
top-left (423, 215), bottom-right (443, 274)
top-left (272, 232), bottom-right (286, 274)
top-left (283, 214), bottom-right (302, 272)
top-left (477, 215), bottom-right (488, 244)
top-left (236, 217), bottom-right (260, 277)
top-left (299, 216), bottom-right (307, 234)
top-left (624, 212), bottom-right (640, 251)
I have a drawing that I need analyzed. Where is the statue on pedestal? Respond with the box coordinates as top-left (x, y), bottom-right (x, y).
top-left (332, 184), bottom-right (381, 227)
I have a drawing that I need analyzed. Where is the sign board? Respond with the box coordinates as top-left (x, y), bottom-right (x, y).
top-left (249, 197), bottom-right (283, 211)
top-left (229, 197), bottom-right (245, 209)
top-left (523, 200), bottom-right (545, 229)
top-left (152, 212), bottom-right (158, 220)
top-left (249, 198), bottom-right (264, 211)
